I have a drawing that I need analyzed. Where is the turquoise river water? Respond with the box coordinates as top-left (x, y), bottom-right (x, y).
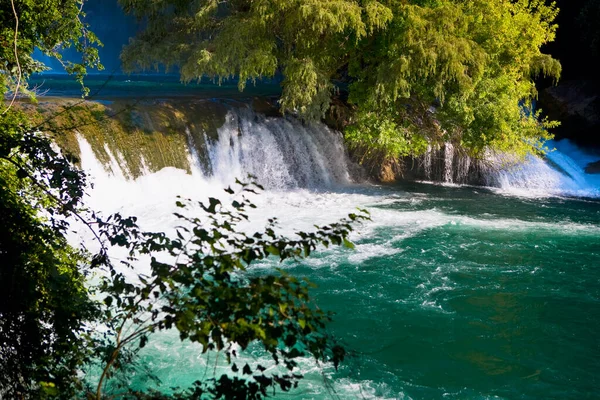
top-left (75, 109), bottom-right (600, 399)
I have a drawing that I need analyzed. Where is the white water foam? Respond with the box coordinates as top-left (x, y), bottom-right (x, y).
top-left (204, 109), bottom-right (352, 190)
top-left (485, 140), bottom-right (600, 198)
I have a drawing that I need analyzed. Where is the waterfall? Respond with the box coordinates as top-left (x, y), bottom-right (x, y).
top-left (405, 143), bottom-right (483, 185)
top-left (201, 109), bottom-right (353, 190)
top-left (455, 150), bottom-right (471, 183)
top-left (484, 153), bottom-right (568, 191)
top-left (423, 145), bottom-right (433, 180)
top-left (484, 140), bottom-right (600, 197)
top-left (77, 106), bottom-right (355, 192)
top-left (73, 100), bottom-right (600, 199)
top-left (443, 143), bottom-right (454, 183)
top-left (404, 138), bottom-right (600, 198)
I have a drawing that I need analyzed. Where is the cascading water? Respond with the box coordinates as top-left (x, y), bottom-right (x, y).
top-left (484, 140), bottom-right (600, 197)
top-left (80, 106), bottom-right (355, 194)
top-left (407, 138), bottom-right (600, 198)
top-left (443, 143), bottom-right (454, 183)
top-left (423, 145), bottom-right (433, 180)
top-left (200, 109), bottom-right (353, 189)
top-left (74, 106), bottom-right (398, 398)
top-left (408, 143), bottom-right (483, 185)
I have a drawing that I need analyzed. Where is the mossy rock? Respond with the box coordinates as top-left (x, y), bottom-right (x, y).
top-left (17, 97), bottom-right (229, 179)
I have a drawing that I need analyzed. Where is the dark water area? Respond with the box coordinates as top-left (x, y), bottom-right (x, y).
top-left (32, 0), bottom-right (136, 74)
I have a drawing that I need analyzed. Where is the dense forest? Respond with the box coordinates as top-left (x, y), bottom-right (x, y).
top-left (1, 0), bottom-right (599, 399)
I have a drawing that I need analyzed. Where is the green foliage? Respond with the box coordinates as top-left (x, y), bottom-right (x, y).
top-left (121, 0), bottom-right (561, 161)
top-left (347, 0), bottom-right (561, 158)
top-left (0, 110), bottom-right (99, 398)
top-left (120, 0), bottom-right (375, 119)
top-left (0, 1), bottom-right (106, 396)
top-left (0, 0), bottom-right (102, 99)
top-left (89, 180), bottom-right (369, 399)
top-left (345, 110), bottom-right (429, 160)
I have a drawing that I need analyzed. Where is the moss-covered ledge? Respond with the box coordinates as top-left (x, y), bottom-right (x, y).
top-left (17, 97), bottom-right (238, 179)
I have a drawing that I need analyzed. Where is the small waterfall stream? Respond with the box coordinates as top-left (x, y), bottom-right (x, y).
top-left (410, 140), bottom-right (600, 198)
top-left (484, 140), bottom-right (600, 197)
top-left (410, 143), bottom-right (484, 185)
top-left (202, 109), bottom-right (353, 189)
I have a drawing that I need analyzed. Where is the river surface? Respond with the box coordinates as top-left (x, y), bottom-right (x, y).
top-left (282, 183), bottom-right (600, 400)
top-left (75, 108), bottom-right (600, 399)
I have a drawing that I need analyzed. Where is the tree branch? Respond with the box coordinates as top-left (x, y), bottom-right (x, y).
top-left (2, 0), bottom-right (22, 115)
top-left (1, 155), bottom-right (106, 252)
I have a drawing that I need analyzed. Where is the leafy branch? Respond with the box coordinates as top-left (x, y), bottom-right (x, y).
top-left (89, 178), bottom-right (369, 399)
top-left (2, 0), bottom-right (22, 115)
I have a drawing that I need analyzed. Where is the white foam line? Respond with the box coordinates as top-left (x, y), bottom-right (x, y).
top-left (367, 208), bottom-right (600, 236)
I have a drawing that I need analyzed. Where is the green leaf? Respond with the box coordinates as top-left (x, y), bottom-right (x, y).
top-left (343, 238), bottom-right (355, 249)
top-left (266, 245), bottom-right (280, 256)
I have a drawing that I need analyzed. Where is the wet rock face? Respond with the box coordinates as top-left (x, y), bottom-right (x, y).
top-left (400, 145), bottom-right (487, 186)
top-left (539, 80), bottom-right (600, 148)
top-left (585, 160), bottom-right (600, 174)
top-left (19, 97), bottom-right (232, 178)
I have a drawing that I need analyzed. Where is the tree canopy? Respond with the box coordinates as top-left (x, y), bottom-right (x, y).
top-left (0, 0), bottom-right (102, 101)
top-left (121, 0), bottom-right (561, 161)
